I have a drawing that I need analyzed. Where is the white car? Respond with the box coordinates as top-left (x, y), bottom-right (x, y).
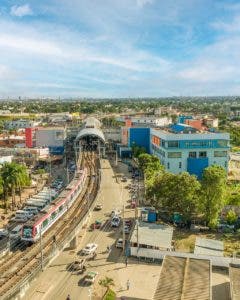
top-left (116, 238), bottom-right (123, 248)
top-left (82, 243), bottom-right (98, 255)
top-left (0, 228), bottom-right (8, 238)
top-left (111, 209), bottom-right (121, 217)
top-left (11, 215), bottom-right (28, 223)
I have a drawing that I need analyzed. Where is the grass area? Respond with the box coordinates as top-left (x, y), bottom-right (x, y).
top-left (231, 146), bottom-right (240, 153)
top-left (103, 289), bottom-right (116, 300)
top-left (173, 229), bottom-right (240, 256)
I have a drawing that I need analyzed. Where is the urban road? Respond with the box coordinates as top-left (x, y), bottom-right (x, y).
top-left (22, 159), bottom-right (161, 300)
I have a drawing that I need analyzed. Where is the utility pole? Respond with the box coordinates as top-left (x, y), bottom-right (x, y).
top-left (40, 226), bottom-right (43, 271)
top-left (88, 288), bottom-right (92, 300)
top-left (122, 203), bottom-right (125, 255)
top-left (115, 150), bottom-right (118, 166)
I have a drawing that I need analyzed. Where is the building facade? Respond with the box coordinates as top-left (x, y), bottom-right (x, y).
top-left (35, 127), bottom-right (66, 155)
top-left (150, 129), bottom-right (230, 178)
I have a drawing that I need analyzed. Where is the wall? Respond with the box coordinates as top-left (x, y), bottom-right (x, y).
top-left (36, 128), bottom-right (66, 148)
top-left (128, 127), bottom-right (150, 153)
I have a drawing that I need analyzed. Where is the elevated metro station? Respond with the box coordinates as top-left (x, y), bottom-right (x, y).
top-left (74, 117), bottom-right (106, 157)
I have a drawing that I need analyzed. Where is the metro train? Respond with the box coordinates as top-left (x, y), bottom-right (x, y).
top-left (21, 168), bottom-right (87, 242)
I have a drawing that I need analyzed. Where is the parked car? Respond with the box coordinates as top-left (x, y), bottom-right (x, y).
top-left (15, 210), bottom-right (33, 219)
top-left (82, 243), bottom-right (98, 255)
top-left (111, 209), bottom-right (121, 217)
top-left (125, 219), bottom-right (132, 226)
top-left (84, 271), bottom-right (98, 284)
top-left (9, 225), bottom-right (22, 239)
top-left (122, 225), bottom-right (131, 234)
top-left (90, 220), bottom-right (102, 230)
top-left (11, 215), bottom-right (28, 223)
top-left (111, 217), bottom-right (121, 227)
top-left (23, 207), bottom-right (39, 215)
top-left (0, 228), bottom-right (8, 238)
top-left (94, 204), bottom-right (103, 211)
top-left (116, 238), bottom-right (123, 248)
top-left (121, 176), bottom-right (127, 182)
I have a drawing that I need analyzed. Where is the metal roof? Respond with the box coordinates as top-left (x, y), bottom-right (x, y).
top-left (130, 221), bottom-right (173, 250)
top-left (229, 263), bottom-right (240, 300)
top-left (75, 127), bottom-right (105, 143)
top-left (154, 256), bottom-right (211, 300)
top-left (194, 238), bottom-right (224, 257)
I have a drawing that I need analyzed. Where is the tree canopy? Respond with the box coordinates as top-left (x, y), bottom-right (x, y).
top-left (200, 165), bottom-right (227, 228)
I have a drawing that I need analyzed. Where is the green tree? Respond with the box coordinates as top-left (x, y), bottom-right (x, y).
top-left (200, 165), bottom-right (227, 228)
top-left (148, 172), bottom-right (200, 221)
top-left (226, 210), bottom-right (238, 225)
top-left (131, 144), bottom-right (146, 158)
top-left (1, 162), bottom-right (30, 212)
top-left (99, 276), bottom-right (115, 296)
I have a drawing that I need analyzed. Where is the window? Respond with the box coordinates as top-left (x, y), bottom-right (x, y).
top-left (168, 141), bottom-right (179, 148)
top-left (179, 162), bottom-right (182, 169)
top-left (189, 152), bottom-right (197, 158)
top-left (214, 151), bottom-right (227, 157)
top-left (43, 219), bottom-right (48, 228)
top-left (168, 152), bottom-right (182, 158)
top-left (55, 131), bottom-right (64, 140)
top-left (167, 162), bottom-right (170, 169)
top-left (217, 140), bottom-right (228, 147)
top-left (199, 151), bottom-right (207, 158)
top-left (59, 205), bottom-right (63, 212)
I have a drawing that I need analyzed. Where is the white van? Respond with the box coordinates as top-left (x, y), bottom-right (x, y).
top-left (23, 206), bottom-right (39, 215)
top-left (25, 201), bottom-right (46, 210)
top-left (15, 210), bottom-right (33, 219)
top-left (10, 225), bottom-right (22, 239)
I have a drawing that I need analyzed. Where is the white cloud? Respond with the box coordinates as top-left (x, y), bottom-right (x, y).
top-left (10, 4), bottom-right (32, 17)
top-left (136, 0), bottom-right (154, 8)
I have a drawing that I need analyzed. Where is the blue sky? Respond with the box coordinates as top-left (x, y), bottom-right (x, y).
top-left (1, 0), bottom-right (240, 98)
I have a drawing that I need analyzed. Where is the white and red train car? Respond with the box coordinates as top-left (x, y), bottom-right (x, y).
top-left (21, 168), bottom-right (87, 242)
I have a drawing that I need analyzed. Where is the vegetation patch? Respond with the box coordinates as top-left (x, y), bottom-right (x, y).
top-left (103, 289), bottom-right (116, 300)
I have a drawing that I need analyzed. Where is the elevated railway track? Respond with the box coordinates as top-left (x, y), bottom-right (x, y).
top-left (0, 151), bottom-right (100, 300)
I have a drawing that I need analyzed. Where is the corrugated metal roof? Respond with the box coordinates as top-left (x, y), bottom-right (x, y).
top-left (154, 256), bottom-right (211, 300)
top-left (76, 127), bottom-right (105, 142)
top-left (194, 238), bottom-right (224, 257)
top-left (130, 221), bottom-right (173, 250)
top-left (229, 263), bottom-right (240, 300)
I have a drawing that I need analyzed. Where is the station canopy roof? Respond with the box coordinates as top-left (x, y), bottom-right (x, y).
top-left (75, 127), bottom-right (105, 143)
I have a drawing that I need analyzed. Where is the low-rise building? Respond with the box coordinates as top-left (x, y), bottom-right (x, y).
top-left (4, 119), bottom-right (40, 130)
top-left (117, 116), bottom-right (172, 127)
top-left (150, 126), bottom-right (230, 178)
top-left (130, 221), bottom-right (173, 259)
top-left (35, 127), bottom-right (66, 155)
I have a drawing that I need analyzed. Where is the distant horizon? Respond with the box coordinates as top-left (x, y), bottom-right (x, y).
top-left (1, 95), bottom-right (240, 102)
top-left (1, 1), bottom-right (240, 97)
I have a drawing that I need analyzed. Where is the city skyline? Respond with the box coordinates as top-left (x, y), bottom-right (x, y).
top-left (1, 0), bottom-right (240, 98)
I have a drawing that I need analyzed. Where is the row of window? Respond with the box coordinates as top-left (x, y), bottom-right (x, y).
top-left (161, 150), bottom-right (228, 159)
top-left (152, 139), bottom-right (229, 149)
top-left (166, 160), bottom-right (227, 169)
top-left (41, 181), bottom-right (82, 229)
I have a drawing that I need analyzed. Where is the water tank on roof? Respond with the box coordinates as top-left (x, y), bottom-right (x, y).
top-left (148, 210), bottom-right (157, 223)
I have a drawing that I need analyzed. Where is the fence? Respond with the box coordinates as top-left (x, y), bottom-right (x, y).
top-left (130, 247), bottom-right (240, 267)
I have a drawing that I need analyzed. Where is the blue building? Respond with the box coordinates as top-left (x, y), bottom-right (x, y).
top-left (150, 128), bottom-right (230, 178)
top-left (128, 127), bottom-right (150, 153)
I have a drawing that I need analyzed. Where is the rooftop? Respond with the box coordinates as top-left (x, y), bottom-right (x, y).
top-left (154, 256), bottom-right (211, 300)
top-left (229, 263), bottom-right (240, 300)
top-left (194, 238), bottom-right (224, 257)
top-left (130, 221), bottom-right (173, 250)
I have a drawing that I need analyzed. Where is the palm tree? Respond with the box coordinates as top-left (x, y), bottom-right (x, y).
top-left (99, 276), bottom-right (115, 297)
top-left (1, 162), bottom-right (30, 212)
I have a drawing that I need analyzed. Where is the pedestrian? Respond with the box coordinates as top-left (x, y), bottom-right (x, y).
top-left (125, 257), bottom-right (128, 267)
top-left (126, 279), bottom-right (130, 290)
top-left (66, 295), bottom-right (71, 300)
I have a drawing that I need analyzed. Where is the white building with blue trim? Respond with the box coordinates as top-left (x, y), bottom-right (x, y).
top-left (149, 124), bottom-right (230, 178)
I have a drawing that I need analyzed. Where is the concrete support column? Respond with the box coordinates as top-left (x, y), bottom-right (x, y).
top-left (69, 236), bottom-right (78, 249)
